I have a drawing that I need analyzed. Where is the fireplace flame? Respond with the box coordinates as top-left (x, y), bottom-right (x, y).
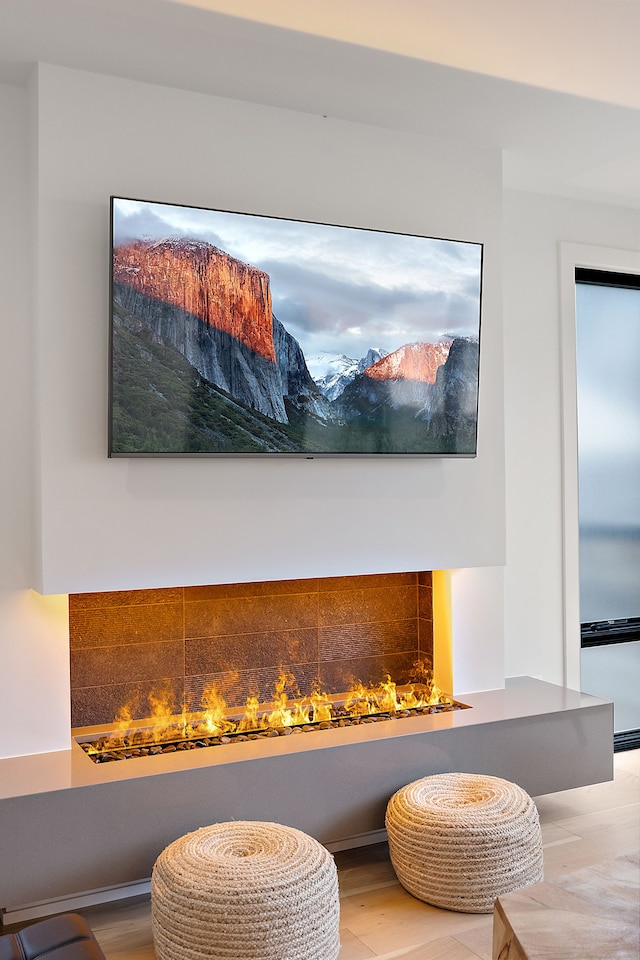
top-left (263, 670), bottom-right (306, 729)
top-left (237, 695), bottom-right (261, 732)
top-left (198, 683), bottom-right (235, 735)
top-left (81, 660), bottom-right (461, 760)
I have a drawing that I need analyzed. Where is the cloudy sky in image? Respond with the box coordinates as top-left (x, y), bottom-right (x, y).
top-left (112, 197), bottom-right (482, 361)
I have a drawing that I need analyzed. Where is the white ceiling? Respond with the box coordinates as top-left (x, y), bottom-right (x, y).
top-left (2, 0), bottom-right (640, 207)
top-left (166, 0), bottom-right (640, 110)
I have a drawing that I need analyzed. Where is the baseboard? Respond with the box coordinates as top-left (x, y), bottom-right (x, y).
top-left (1, 879), bottom-right (151, 927)
top-left (0, 834), bottom-right (390, 925)
top-left (614, 729), bottom-right (640, 752)
top-left (325, 828), bottom-right (388, 852)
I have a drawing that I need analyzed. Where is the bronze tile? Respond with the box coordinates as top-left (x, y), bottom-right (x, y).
top-left (185, 662), bottom-right (321, 712)
top-left (185, 593), bottom-right (318, 639)
top-left (185, 628), bottom-right (318, 675)
top-left (184, 579), bottom-right (319, 602)
top-left (318, 585), bottom-right (416, 627)
top-left (69, 588), bottom-right (183, 610)
top-left (69, 602), bottom-right (183, 648)
top-left (418, 582), bottom-right (433, 619)
top-left (418, 617), bottom-right (434, 658)
top-left (71, 678), bottom-right (185, 728)
top-left (319, 621), bottom-right (418, 661)
top-left (68, 572), bottom-right (433, 727)
top-left (71, 640), bottom-right (184, 687)
top-left (319, 652), bottom-right (419, 694)
top-left (317, 572), bottom-right (416, 592)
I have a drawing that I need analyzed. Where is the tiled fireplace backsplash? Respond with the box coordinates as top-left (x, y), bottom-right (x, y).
top-left (69, 571), bottom-right (433, 728)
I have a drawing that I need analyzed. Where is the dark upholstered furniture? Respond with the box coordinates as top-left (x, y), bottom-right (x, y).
top-left (0, 914), bottom-right (105, 960)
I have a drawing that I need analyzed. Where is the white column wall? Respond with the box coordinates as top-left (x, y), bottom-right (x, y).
top-left (451, 566), bottom-right (505, 695)
top-left (0, 82), bottom-right (72, 757)
top-left (502, 189), bottom-right (640, 687)
top-left (1, 61), bottom-right (509, 758)
top-left (33, 64), bottom-right (506, 597)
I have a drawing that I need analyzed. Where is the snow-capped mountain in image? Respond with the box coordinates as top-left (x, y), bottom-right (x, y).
top-left (306, 348), bottom-right (388, 401)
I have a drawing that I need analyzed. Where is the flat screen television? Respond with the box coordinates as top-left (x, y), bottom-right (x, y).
top-left (109, 196), bottom-right (483, 457)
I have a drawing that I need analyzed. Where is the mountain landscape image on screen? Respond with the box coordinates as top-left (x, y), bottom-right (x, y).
top-left (110, 200), bottom-right (482, 456)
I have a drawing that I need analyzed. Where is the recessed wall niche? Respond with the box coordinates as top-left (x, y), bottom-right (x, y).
top-left (69, 571), bottom-right (433, 728)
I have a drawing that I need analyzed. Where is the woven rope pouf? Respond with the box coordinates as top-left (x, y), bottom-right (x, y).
top-left (151, 820), bottom-right (340, 960)
top-left (386, 773), bottom-right (543, 913)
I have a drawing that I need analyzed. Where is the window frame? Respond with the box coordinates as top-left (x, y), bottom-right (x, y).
top-left (559, 243), bottom-right (640, 688)
top-left (574, 266), bottom-right (640, 649)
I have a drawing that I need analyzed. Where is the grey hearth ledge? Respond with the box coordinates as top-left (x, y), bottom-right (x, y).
top-left (0, 678), bottom-right (613, 918)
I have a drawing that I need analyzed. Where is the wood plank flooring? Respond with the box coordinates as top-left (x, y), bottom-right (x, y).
top-left (19, 751), bottom-right (640, 960)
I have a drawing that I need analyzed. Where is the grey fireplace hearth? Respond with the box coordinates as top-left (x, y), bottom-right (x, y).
top-left (0, 678), bottom-right (613, 921)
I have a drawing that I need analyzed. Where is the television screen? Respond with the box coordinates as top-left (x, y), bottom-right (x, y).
top-left (109, 197), bottom-right (483, 457)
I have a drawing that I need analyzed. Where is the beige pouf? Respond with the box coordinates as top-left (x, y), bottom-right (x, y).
top-left (385, 773), bottom-right (543, 913)
top-left (151, 820), bottom-right (340, 960)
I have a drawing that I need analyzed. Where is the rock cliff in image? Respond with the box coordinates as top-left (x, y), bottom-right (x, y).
top-left (419, 337), bottom-right (480, 445)
top-left (113, 238), bottom-right (288, 423)
top-left (364, 341), bottom-right (452, 384)
top-left (113, 238), bottom-right (275, 360)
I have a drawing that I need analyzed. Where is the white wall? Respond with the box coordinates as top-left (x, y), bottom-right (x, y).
top-left (451, 566), bottom-right (505, 696)
top-left (0, 63), bottom-right (508, 758)
top-left (502, 190), bottom-right (640, 687)
top-left (34, 64), bottom-right (506, 596)
top-left (0, 84), bottom-right (30, 595)
top-left (0, 83), bottom-right (72, 758)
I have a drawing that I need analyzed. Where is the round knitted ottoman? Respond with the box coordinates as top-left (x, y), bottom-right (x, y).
top-left (151, 820), bottom-right (340, 960)
top-left (385, 773), bottom-right (543, 913)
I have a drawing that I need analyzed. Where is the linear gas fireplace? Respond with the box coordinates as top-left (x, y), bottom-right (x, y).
top-left (76, 679), bottom-right (470, 763)
top-left (69, 571), bottom-right (437, 731)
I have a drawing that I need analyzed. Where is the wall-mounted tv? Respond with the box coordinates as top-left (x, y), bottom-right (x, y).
top-left (109, 197), bottom-right (483, 457)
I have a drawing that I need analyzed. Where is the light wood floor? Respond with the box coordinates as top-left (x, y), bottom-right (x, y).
top-left (45, 751), bottom-right (640, 960)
